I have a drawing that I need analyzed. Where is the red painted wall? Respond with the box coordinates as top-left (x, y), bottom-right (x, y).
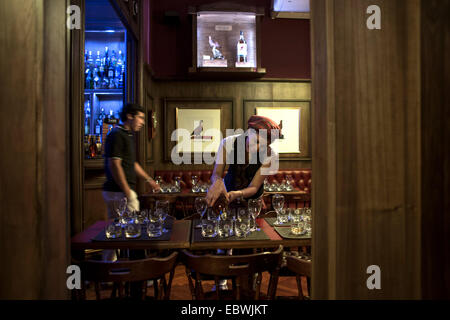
top-left (145, 0), bottom-right (311, 79)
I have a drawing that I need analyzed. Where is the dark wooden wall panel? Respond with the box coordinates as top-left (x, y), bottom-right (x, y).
top-left (0, 0), bottom-right (69, 299)
top-left (142, 77), bottom-right (312, 178)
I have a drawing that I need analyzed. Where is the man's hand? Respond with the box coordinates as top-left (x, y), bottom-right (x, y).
top-left (147, 179), bottom-right (161, 193)
top-left (205, 178), bottom-right (229, 207)
top-left (126, 190), bottom-right (140, 212)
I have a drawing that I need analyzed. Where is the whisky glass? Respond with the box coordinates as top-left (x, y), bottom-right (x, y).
top-left (105, 220), bottom-right (122, 239)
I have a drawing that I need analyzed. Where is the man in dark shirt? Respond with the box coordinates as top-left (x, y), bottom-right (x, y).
top-left (103, 103), bottom-right (160, 217)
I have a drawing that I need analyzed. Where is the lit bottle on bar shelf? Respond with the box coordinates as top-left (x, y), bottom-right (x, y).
top-left (110, 50), bottom-right (117, 68)
top-left (84, 50), bottom-right (89, 88)
top-left (84, 135), bottom-right (90, 157)
top-left (95, 51), bottom-right (102, 68)
top-left (96, 135), bottom-right (102, 156)
top-left (84, 100), bottom-right (91, 135)
top-left (104, 47), bottom-right (110, 67)
top-left (85, 51), bottom-right (93, 89)
top-left (88, 135), bottom-right (98, 158)
top-left (85, 68), bottom-right (93, 89)
top-left (96, 108), bottom-right (106, 136)
top-left (107, 109), bottom-right (118, 124)
top-left (237, 31), bottom-right (247, 63)
top-left (87, 51), bottom-right (94, 69)
top-left (93, 67), bottom-right (100, 89)
top-left (101, 68), bottom-right (109, 89)
top-left (108, 61), bottom-right (115, 89)
top-left (118, 65), bottom-right (125, 89)
top-left (116, 51), bottom-right (123, 78)
top-left (98, 59), bottom-right (105, 84)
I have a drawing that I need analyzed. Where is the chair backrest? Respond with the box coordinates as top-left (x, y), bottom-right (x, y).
top-left (82, 252), bottom-right (178, 283)
top-left (183, 245), bottom-right (283, 277)
top-left (182, 245), bottom-right (283, 299)
top-left (182, 212), bottom-right (201, 220)
top-left (286, 255), bottom-right (311, 299)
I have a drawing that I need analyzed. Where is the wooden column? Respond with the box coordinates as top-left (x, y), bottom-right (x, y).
top-left (420, 0), bottom-right (450, 299)
top-left (311, 0), bottom-right (422, 299)
top-left (0, 0), bottom-right (70, 299)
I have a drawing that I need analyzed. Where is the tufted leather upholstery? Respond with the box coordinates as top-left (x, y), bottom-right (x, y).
top-left (153, 169), bottom-right (312, 194)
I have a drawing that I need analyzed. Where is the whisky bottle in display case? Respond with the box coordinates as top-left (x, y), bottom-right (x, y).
top-left (237, 31), bottom-right (248, 64)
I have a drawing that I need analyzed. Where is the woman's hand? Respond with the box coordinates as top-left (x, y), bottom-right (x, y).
top-left (206, 178), bottom-right (229, 206)
top-left (227, 190), bottom-right (242, 203)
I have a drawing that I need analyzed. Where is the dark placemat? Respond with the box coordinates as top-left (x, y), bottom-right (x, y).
top-left (274, 226), bottom-right (310, 240)
top-left (264, 217), bottom-right (291, 227)
top-left (92, 224), bottom-right (171, 242)
top-left (192, 220), bottom-right (270, 242)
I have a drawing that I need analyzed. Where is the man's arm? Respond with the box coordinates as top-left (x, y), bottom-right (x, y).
top-left (134, 162), bottom-right (160, 191)
top-left (109, 158), bottom-right (132, 198)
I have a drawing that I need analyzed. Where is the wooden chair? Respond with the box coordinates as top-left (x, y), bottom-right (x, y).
top-left (80, 252), bottom-right (178, 300)
top-left (182, 245), bottom-right (283, 300)
top-left (285, 255), bottom-right (312, 299)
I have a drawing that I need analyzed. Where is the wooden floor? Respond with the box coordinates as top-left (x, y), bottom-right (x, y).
top-left (85, 264), bottom-right (304, 300)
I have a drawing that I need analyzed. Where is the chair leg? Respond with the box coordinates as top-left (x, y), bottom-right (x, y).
top-left (214, 277), bottom-right (221, 300)
top-left (185, 267), bottom-right (197, 300)
top-left (153, 279), bottom-right (159, 298)
top-left (118, 282), bottom-right (124, 298)
top-left (268, 271), bottom-right (280, 300)
top-left (296, 275), bottom-right (304, 300)
top-left (255, 273), bottom-right (262, 300)
top-left (165, 270), bottom-right (175, 300)
top-left (94, 282), bottom-right (101, 300)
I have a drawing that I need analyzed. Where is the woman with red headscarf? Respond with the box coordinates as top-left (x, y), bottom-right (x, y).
top-left (205, 115), bottom-right (281, 207)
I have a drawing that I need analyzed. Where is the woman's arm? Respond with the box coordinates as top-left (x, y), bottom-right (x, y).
top-left (227, 157), bottom-right (272, 202)
top-left (205, 139), bottom-right (229, 206)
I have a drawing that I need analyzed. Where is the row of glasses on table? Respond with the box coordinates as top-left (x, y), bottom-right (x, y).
top-left (272, 194), bottom-right (312, 236)
top-left (194, 197), bottom-right (263, 238)
top-left (105, 198), bottom-right (171, 239)
top-left (153, 176), bottom-right (182, 193)
top-left (264, 175), bottom-right (295, 192)
top-left (191, 175), bottom-right (210, 193)
top-left (151, 175), bottom-right (211, 193)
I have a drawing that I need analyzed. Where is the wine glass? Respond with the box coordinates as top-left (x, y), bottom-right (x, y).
top-left (113, 197), bottom-right (127, 225)
top-left (156, 200), bottom-right (170, 233)
top-left (195, 197), bottom-right (207, 218)
top-left (285, 174), bottom-right (294, 191)
top-left (264, 178), bottom-right (270, 191)
top-left (191, 175), bottom-right (199, 192)
top-left (174, 176), bottom-right (181, 192)
top-left (272, 194), bottom-right (285, 225)
top-left (248, 198), bottom-right (262, 232)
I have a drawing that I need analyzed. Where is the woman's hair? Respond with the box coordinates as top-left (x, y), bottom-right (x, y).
top-left (247, 115), bottom-right (281, 143)
top-left (119, 103), bottom-right (145, 122)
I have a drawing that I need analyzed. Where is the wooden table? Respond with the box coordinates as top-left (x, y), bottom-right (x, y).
top-left (71, 218), bottom-right (310, 253)
top-left (71, 220), bottom-right (192, 251)
top-left (189, 218), bottom-right (311, 250)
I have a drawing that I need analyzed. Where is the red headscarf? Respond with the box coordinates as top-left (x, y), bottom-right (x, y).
top-left (247, 115), bottom-right (281, 142)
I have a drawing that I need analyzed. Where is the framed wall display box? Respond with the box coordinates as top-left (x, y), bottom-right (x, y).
top-left (163, 98), bottom-right (234, 163)
top-left (188, 3), bottom-right (266, 78)
top-left (243, 100), bottom-right (311, 160)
